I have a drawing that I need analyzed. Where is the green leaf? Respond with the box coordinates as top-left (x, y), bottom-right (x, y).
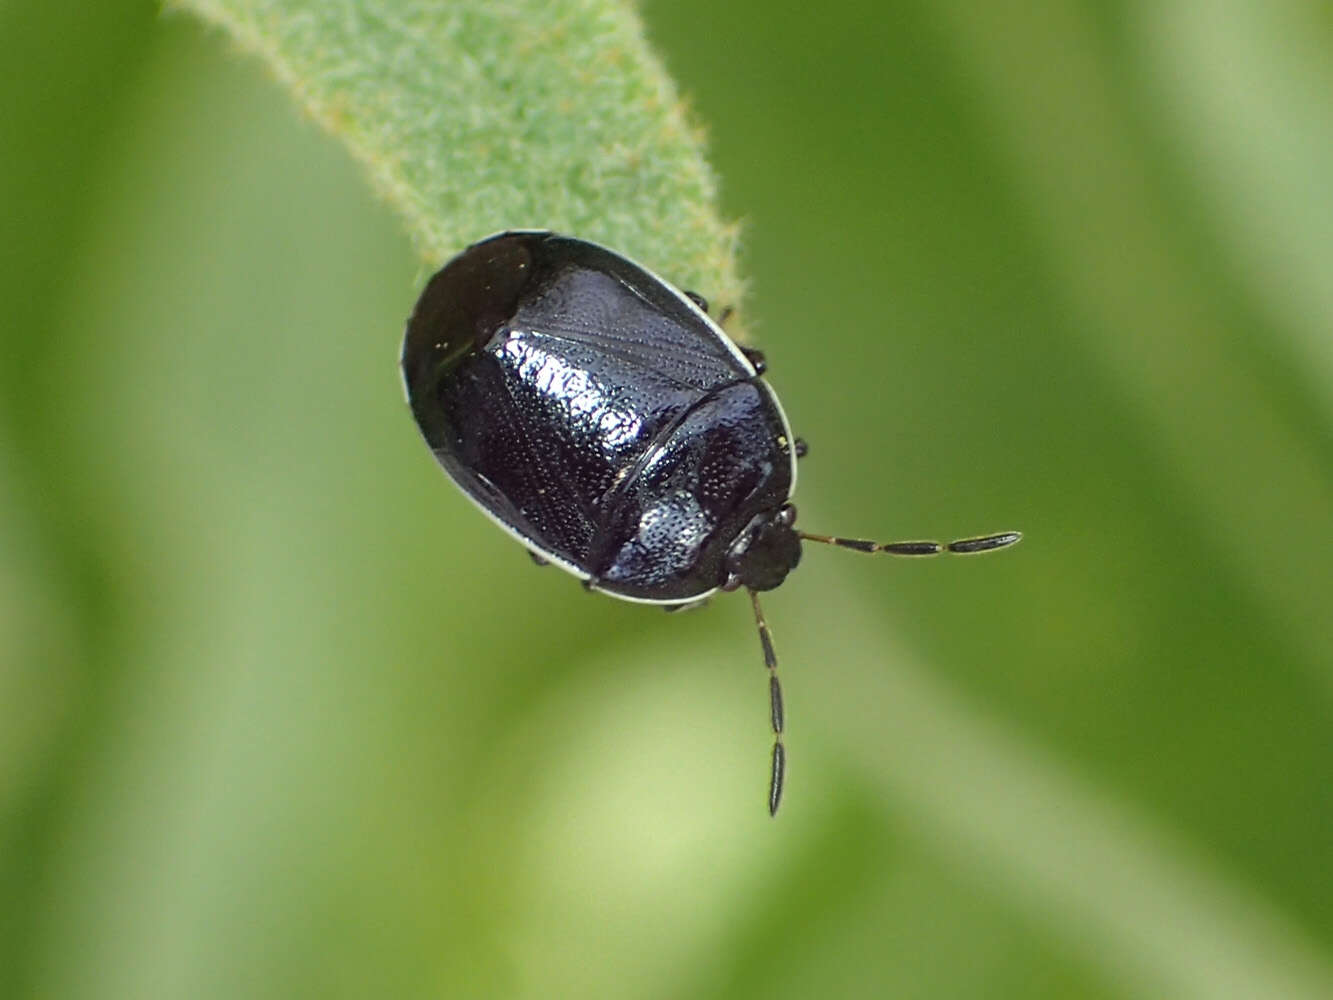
top-left (170, 0), bottom-right (747, 324)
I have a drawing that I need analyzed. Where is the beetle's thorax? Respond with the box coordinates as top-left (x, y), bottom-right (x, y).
top-left (724, 504), bottom-right (802, 593)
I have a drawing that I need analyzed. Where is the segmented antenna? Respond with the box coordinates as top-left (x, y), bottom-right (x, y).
top-left (748, 589), bottom-right (785, 817)
top-left (745, 529), bottom-right (1019, 816)
top-left (798, 530), bottom-right (1021, 556)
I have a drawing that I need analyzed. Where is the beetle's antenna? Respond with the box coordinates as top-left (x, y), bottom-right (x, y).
top-left (748, 588), bottom-right (785, 817)
top-left (798, 530), bottom-right (1021, 556)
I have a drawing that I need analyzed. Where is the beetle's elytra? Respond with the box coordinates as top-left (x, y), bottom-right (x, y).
top-left (401, 231), bottom-right (1020, 816)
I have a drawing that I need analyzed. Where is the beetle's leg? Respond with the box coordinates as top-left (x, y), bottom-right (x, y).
top-left (664, 597), bottom-right (710, 614)
top-left (685, 290), bottom-right (739, 331)
top-left (528, 551), bottom-right (549, 567)
top-left (741, 347), bottom-right (767, 375)
top-left (794, 437), bottom-right (808, 459)
top-left (685, 293), bottom-right (736, 329)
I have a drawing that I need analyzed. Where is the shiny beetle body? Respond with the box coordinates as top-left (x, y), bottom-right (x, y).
top-left (401, 230), bottom-right (1021, 816)
top-left (401, 231), bottom-right (802, 604)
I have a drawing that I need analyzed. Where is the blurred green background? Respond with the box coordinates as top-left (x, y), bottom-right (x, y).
top-left (5, 2), bottom-right (1333, 998)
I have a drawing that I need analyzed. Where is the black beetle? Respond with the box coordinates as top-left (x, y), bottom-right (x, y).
top-left (401, 231), bottom-right (1019, 815)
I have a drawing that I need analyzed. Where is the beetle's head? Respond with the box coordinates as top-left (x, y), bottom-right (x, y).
top-left (722, 504), bottom-right (802, 593)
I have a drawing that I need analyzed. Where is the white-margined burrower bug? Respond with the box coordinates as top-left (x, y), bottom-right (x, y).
top-left (401, 231), bottom-right (1020, 815)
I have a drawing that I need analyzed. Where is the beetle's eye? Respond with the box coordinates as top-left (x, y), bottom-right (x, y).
top-left (778, 504), bottom-right (797, 528)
